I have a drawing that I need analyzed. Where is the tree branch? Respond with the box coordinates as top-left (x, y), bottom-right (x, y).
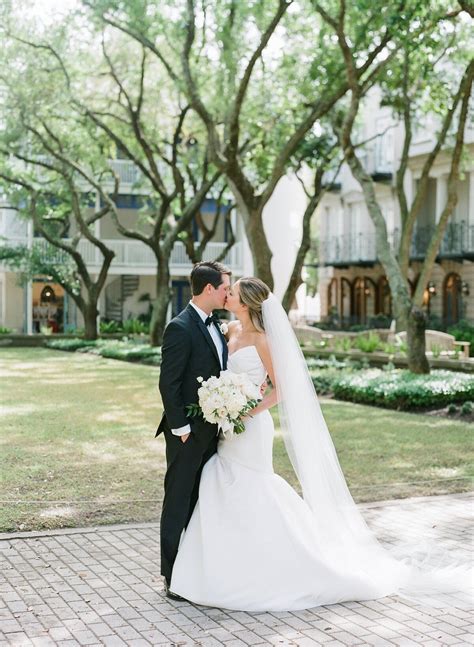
top-left (225, 0), bottom-right (292, 156)
top-left (398, 59), bottom-right (474, 275)
top-left (412, 60), bottom-right (474, 306)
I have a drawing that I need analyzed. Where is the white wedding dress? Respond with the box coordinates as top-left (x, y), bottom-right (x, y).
top-left (170, 345), bottom-right (397, 611)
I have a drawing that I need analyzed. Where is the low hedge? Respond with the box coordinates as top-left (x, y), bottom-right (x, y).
top-left (45, 339), bottom-right (97, 351)
top-left (327, 368), bottom-right (474, 410)
top-left (305, 356), bottom-right (352, 370)
top-left (46, 339), bottom-right (472, 411)
top-left (448, 319), bottom-right (474, 357)
top-left (45, 338), bottom-right (161, 365)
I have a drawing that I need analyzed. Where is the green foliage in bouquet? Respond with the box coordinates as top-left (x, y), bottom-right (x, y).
top-left (186, 399), bottom-right (261, 435)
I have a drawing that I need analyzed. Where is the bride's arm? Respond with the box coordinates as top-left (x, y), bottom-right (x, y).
top-left (247, 336), bottom-right (278, 416)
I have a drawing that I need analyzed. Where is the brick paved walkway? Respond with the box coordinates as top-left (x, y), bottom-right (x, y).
top-left (0, 493), bottom-right (472, 647)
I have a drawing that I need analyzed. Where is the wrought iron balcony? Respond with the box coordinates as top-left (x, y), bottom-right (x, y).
top-left (0, 237), bottom-right (243, 273)
top-left (318, 221), bottom-right (474, 266)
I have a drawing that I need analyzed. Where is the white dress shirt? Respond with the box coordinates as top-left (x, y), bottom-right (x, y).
top-left (172, 301), bottom-right (224, 437)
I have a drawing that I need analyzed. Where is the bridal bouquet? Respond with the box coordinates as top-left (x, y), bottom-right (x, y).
top-left (186, 370), bottom-right (262, 437)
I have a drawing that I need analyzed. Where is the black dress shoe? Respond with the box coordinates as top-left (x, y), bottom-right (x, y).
top-left (163, 579), bottom-right (186, 601)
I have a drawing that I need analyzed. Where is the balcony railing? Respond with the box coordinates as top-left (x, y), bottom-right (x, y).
top-left (0, 237), bottom-right (243, 271)
top-left (318, 222), bottom-right (474, 266)
top-left (107, 159), bottom-right (142, 186)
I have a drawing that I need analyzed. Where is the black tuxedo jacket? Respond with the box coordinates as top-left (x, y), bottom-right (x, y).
top-left (156, 304), bottom-right (228, 446)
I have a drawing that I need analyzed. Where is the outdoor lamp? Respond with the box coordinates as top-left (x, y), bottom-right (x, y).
top-left (461, 281), bottom-right (469, 296)
top-left (427, 281), bottom-right (437, 296)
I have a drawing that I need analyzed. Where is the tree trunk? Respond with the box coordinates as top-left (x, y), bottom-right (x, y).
top-left (282, 183), bottom-right (321, 313)
top-left (282, 273), bottom-right (303, 313)
top-left (83, 301), bottom-right (99, 340)
top-left (282, 238), bottom-right (309, 313)
top-left (226, 180), bottom-right (274, 289)
top-left (150, 262), bottom-right (172, 347)
top-left (406, 305), bottom-right (430, 374)
top-left (245, 207), bottom-right (273, 289)
top-left (343, 150), bottom-right (430, 370)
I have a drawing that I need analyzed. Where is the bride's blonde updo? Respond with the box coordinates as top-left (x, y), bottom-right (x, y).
top-left (238, 277), bottom-right (270, 332)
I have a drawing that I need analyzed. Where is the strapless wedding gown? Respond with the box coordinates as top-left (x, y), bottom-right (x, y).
top-left (170, 345), bottom-right (395, 611)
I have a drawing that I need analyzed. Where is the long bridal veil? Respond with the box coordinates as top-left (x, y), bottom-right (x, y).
top-left (262, 293), bottom-right (472, 608)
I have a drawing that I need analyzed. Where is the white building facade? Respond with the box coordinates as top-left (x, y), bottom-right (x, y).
top-left (0, 160), bottom-right (252, 334)
top-left (315, 89), bottom-right (474, 328)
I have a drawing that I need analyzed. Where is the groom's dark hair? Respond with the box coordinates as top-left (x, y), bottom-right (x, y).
top-left (190, 261), bottom-right (232, 295)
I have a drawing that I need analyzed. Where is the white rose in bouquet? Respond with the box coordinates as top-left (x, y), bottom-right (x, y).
top-left (186, 370), bottom-right (262, 438)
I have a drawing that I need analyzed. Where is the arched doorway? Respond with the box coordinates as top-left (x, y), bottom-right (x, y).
top-left (32, 280), bottom-right (65, 333)
top-left (327, 278), bottom-right (338, 316)
top-left (364, 277), bottom-right (377, 320)
top-left (340, 277), bottom-right (352, 326)
top-left (443, 273), bottom-right (462, 326)
top-left (353, 277), bottom-right (365, 323)
top-left (353, 277), bottom-right (376, 324)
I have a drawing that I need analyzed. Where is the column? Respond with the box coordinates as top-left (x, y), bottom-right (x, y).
top-left (435, 174), bottom-right (448, 224)
top-left (26, 219), bottom-right (33, 334)
top-left (469, 171), bottom-right (474, 226)
top-left (231, 207), bottom-right (238, 268)
top-left (95, 191), bottom-right (101, 265)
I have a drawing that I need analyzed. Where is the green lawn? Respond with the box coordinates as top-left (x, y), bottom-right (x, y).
top-left (1, 347), bottom-right (472, 533)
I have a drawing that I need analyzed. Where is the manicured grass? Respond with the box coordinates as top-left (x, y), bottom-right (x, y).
top-left (1, 348), bottom-right (472, 532)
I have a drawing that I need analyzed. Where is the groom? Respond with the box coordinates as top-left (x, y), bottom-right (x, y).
top-left (156, 261), bottom-right (231, 598)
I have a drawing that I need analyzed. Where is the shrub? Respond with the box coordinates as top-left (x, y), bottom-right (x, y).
top-left (45, 338), bottom-right (161, 364)
top-left (98, 342), bottom-right (160, 363)
top-left (45, 339), bottom-right (97, 351)
top-left (121, 319), bottom-right (149, 334)
top-left (349, 323), bottom-right (369, 332)
top-left (313, 339), bottom-right (328, 349)
top-left (426, 314), bottom-right (446, 332)
top-left (0, 326), bottom-right (13, 334)
top-left (334, 337), bottom-right (352, 352)
top-left (331, 369), bottom-right (474, 410)
top-left (398, 340), bottom-right (408, 356)
top-left (353, 332), bottom-right (381, 353)
top-left (99, 318), bottom-right (150, 335)
top-left (310, 369), bottom-right (341, 394)
top-left (380, 341), bottom-right (397, 354)
top-left (100, 320), bottom-right (121, 334)
top-left (306, 356), bottom-right (349, 370)
top-left (447, 403), bottom-right (457, 415)
top-left (461, 401), bottom-right (473, 416)
top-left (448, 319), bottom-right (474, 357)
top-left (367, 314), bottom-right (392, 329)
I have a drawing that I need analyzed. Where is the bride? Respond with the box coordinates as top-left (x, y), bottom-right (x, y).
top-left (170, 277), bottom-right (472, 612)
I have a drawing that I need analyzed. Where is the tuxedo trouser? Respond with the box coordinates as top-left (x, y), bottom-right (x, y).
top-left (160, 428), bottom-right (217, 583)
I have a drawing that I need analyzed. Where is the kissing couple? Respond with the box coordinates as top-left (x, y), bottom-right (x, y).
top-left (155, 261), bottom-right (472, 612)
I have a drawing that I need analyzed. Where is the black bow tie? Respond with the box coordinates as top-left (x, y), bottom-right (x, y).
top-left (205, 313), bottom-right (220, 327)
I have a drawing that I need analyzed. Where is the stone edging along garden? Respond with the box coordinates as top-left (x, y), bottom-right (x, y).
top-left (303, 346), bottom-right (474, 373)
